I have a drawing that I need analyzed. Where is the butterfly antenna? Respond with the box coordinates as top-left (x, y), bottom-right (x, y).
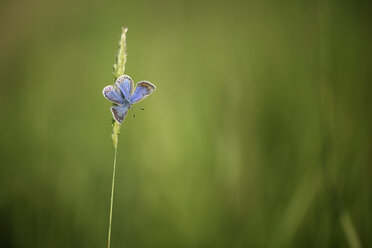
top-left (132, 107), bottom-right (144, 119)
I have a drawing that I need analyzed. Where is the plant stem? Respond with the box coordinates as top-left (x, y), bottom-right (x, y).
top-left (107, 27), bottom-right (128, 248)
top-left (107, 145), bottom-right (118, 248)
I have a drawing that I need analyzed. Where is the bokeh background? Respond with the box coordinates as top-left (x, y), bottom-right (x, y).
top-left (1, 0), bottom-right (371, 247)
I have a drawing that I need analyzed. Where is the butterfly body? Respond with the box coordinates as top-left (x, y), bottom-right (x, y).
top-left (103, 75), bottom-right (156, 123)
top-left (121, 98), bottom-right (132, 108)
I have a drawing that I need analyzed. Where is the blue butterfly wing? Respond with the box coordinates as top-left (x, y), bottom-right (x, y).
top-left (110, 105), bottom-right (128, 123)
top-left (130, 81), bottom-right (156, 104)
top-left (102, 86), bottom-right (124, 105)
top-left (115, 75), bottom-right (133, 100)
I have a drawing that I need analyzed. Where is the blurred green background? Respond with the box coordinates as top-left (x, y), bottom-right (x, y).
top-left (1, 0), bottom-right (371, 247)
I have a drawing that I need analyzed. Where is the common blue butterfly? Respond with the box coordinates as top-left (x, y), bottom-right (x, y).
top-left (103, 75), bottom-right (156, 123)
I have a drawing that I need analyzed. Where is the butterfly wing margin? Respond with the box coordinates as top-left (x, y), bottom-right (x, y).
top-left (110, 105), bottom-right (129, 124)
top-left (115, 75), bottom-right (134, 100)
top-left (102, 86), bottom-right (124, 105)
top-left (129, 81), bottom-right (156, 104)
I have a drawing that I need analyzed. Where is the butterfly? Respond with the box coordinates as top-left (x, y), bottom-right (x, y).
top-left (102, 75), bottom-right (156, 123)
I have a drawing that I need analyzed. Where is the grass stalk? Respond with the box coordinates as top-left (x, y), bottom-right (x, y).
top-left (107, 145), bottom-right (117, 248)
top-left (107, 27), bottom-right (128, 248)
